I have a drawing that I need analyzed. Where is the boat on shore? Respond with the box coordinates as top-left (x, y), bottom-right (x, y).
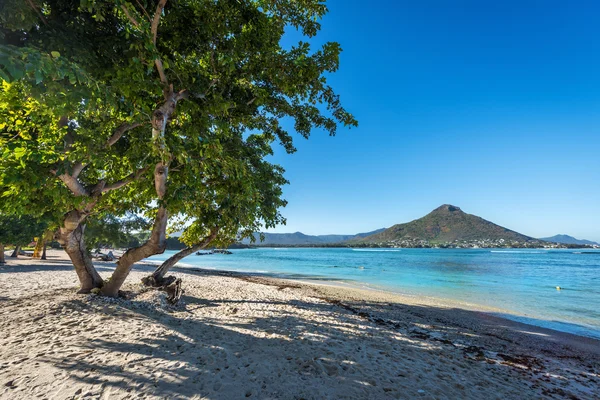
top-left (196, 249), bottom-right (233, 256)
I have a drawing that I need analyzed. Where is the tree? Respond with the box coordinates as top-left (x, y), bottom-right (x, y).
top-left (0, 0), bottom-right (356, 296)
top-left (0, 214), bottom-right (47, 260)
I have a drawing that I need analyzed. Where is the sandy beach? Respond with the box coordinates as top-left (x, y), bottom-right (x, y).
top-left (1, 250), bottom-right (599, 399)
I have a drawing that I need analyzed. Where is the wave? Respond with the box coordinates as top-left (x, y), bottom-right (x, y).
top-left (173, 261), bottom-right (198, 269)
top-left (143, 259), bottom-right (199, 269)
top-left (352, 249), bottom-right (401, 252)
top-left (142, 259), bottom-right (163, 265)
top-left (490, 251), bottom-right (547, 254)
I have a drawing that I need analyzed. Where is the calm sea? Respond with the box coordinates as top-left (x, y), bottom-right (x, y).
top-left (147, 248), bottom-right (600, 339)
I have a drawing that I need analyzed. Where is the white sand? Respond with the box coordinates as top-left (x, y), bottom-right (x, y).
top-left (0, 250), bottom-right (598, 399)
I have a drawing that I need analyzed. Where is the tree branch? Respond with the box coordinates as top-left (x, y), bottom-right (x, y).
top-left (210, 45), bottom-right (218, 74)
top-left (151, 0), bottom-right (169, 95)
top-left (71, 162), bottom-right (85, 179)
top-left (154, 58), bottom-right (169, 89)
top-left (100, 162), bottom-right (169, 296)
top-left (154, 163), bottom-right (168, 199)
top-left (107, 122), bottom-right (144, 147)
top-left (134, 0), bottom-right (152, 21)
top-left (89, 180), bottom-right (106, 197)
top-left (52, 171), bottom-right (90, 197)
top-left (66, 122), bottom-right (145, 179)
top-left (151, 0), bottom-right (168, 45)
top-left (25, 0), bottom-right (48, 26)
top-left (121, 4), bottom-right (140, 27)
top-left (143, 226), bottom-right (219, 285)
top-left (175, 89), bottom-right (188, 101)
top-left (102, 166), bottom-right (150, 193)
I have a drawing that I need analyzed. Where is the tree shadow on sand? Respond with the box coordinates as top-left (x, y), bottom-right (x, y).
top-left (0, 260), bottom-right (117, 274)
top-left (29, 278), bottom-right (599, 400)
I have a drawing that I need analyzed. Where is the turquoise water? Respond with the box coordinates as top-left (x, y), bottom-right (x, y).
top-left (146, 248), bottom-right (600, 339)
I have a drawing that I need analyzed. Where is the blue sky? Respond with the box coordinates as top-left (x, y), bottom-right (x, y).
top-left (266, 0), bottom-right (600, 242)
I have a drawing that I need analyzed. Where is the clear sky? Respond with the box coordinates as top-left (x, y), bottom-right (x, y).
top-left (266, 0), bottom-right (600, 242)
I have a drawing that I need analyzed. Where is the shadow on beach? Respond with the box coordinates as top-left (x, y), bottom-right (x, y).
top-left (24, 269), bottom-right (598, 400)
top-left (1, 257), bottom-right (598, 399)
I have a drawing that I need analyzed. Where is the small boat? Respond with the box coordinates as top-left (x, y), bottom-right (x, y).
top-left (195, 249), bottom-right (232, 256)
top-left (213, 249), bottom-right (233, 255)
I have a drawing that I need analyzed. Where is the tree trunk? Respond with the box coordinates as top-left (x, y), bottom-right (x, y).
top-left (57, 211), bottom-right (103, 293)
top-left (33, 236), bottom-right (44, 259)
top-left (0, 243), bottom-right (5, 264)
top-left (10, 246), bottom-right (20, 258)
top-left (100, 163), bottom-right (169, 297)
top-left (142, 229), bottom-right (217, 287)
top-left (40, 230), bottom-right (52, 260)
top-left (164, 278), bottom-right (184, 304)
top-left (101, 206), bottom-right (168, 296)
top-left (99, 86), bottom-right (184, 297)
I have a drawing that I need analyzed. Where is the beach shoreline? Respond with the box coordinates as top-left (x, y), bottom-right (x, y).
top-left (148, 246), bottom-right (600, 342)
top-left (172, 266), bottom-right (600, 353)
top-left (1, 250), bottom-right (599, 399)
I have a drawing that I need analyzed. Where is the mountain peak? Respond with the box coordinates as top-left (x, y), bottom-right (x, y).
top-left (432, 204), bottom-right (463, 213)
top-left (353, 205), bottom-right (534, 245)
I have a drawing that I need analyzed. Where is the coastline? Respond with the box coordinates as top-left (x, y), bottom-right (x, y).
top-left (161, 251), bottom-right (600, 341)
top-left (281, 276), bottom-right (600, 341)
top-left (125, 256), bottom-right (593, 340)
top-left (1, 250), bottom-right (599, 399)
top-left (173, 265), bottom-right (600, 350)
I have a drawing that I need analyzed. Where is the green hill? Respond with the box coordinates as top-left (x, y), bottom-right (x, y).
top-left (352, 205), bottom-right (536, 246)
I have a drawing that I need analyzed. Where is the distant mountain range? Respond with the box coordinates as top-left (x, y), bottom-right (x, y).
top-left (240, 229), bottom-right (386, 246)
top-left (350, 204), bottom-right (537, 246)
top-left (177, 205), bottom-right (598, 248)
top-left (539, 234), bottom-right (599, 246)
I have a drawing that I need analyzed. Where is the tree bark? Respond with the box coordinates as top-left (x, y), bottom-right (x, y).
top-left (164, 278), bottom-right (183, 304)
top-left (100, 163), bottom-right (169, 297)
top-left (142, 228), bottom-right (218, 287)
top-left (38, 230), bottom-right (53, 260)
top-left (0, 243), bottom-right (5, 264)
top-left (10, 246), bottom-right (20, 258)
top-left (33, 236), bottom-right (44, 259)
top-left (56, 211), bottom-right (103, 293)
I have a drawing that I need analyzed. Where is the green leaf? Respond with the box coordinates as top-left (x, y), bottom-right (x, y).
top-left (34, 70), bottom-right (43, 84)
top-left (13, 147), bottom-right (27, 159)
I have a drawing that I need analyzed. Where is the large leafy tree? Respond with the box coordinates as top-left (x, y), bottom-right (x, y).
top-left (0, 0), bottom-right (356, 296)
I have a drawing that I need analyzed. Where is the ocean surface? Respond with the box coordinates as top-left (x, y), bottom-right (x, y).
top-left (146, 248), bottom-right (600, 339)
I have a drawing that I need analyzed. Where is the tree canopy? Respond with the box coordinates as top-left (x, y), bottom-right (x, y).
top-left (0, 0), bottom-right (356, 295)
